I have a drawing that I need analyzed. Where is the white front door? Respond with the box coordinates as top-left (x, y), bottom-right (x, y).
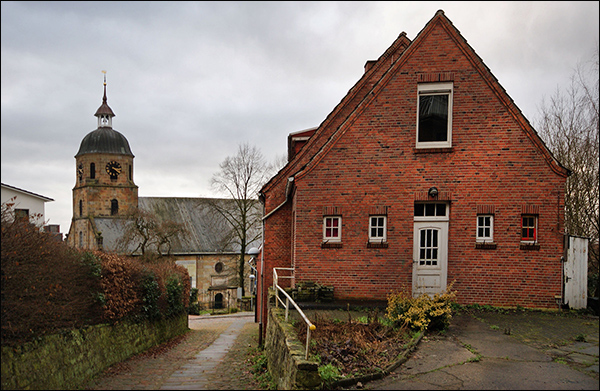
top-left (413, 220), bottom-right (448, 297)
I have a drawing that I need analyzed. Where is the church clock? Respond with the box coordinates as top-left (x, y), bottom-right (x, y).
top-left (105, 161), bottom-right (122, 179)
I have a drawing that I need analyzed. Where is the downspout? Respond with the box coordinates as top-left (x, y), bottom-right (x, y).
top-left (258, 215), bottom-right (264, 346)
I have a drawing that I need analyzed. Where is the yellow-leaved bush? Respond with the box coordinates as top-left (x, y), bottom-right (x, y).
top-left (386, 283), bottom-right (456, 331)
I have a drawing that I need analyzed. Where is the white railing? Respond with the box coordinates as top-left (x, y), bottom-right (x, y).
top-left (273, 267), bottom-right (316, 360)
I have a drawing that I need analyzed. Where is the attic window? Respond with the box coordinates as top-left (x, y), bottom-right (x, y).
top-left (215, 262), bottom-right (223, 273)
top-left (416, 82), bottom-right (453, 149)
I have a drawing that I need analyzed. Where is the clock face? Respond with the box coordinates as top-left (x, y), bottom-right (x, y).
top-left (77, 163), bottom-right (84, 180)
top-left (105, 161), bottom-right (122, 179)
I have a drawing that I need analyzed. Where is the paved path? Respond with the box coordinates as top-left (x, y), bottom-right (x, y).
top-left (84, 312), bottom-right (259, 390)
top-left (160, 315), bottom-right (253, 390)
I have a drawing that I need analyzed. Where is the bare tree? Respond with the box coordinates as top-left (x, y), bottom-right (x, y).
top-left (536, 46), bottom-right (599, 296)
top-left (116, 208), bottom-right (188, 260)
top-left (210, 143), bottom-right (271, 296)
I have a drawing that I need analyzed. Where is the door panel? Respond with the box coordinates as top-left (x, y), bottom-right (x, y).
top-left (564, 236), bottom-right (588, 309)
top-left (413, 221), bottom-right (448, 297)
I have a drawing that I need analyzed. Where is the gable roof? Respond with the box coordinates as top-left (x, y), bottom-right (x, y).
top-left (1, 183), bottom-right (54, 202)
top-left (260, 10), bottom-right (569, 208)
top-left (93, 197), bottom-right (262, 255)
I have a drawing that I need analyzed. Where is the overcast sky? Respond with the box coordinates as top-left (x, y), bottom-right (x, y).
top-left (1, 1), bottom-right (599, 236)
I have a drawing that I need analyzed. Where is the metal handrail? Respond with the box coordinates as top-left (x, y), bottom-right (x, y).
top-left (273, 267), bottom-right (316, 360)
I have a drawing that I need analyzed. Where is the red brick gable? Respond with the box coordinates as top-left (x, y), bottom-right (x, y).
top-left (293, 10), bottom-right (569, 183)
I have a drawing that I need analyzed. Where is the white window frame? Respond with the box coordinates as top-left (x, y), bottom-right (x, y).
top-left (416, 82), bottom-right (453, 149)
top-left (414, 202), bottom-right (449, 222)
top-left (476, 214), bottom-right (494, 242)
top-left (369, 215), bottom-right (387, 242)
top-left (323, 216), bottom-right (342, 243)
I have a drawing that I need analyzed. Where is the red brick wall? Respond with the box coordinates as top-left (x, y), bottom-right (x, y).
top-left (258, 202), bottom-right (293, 330)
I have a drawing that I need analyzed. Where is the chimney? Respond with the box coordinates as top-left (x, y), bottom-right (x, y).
top-left (364, 60), bottom-right (377, 73)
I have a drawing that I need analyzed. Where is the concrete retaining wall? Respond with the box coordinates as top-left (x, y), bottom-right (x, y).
top-left (265, 308), bottom-right (321, 390)
top-left (1, 313), bottom-right (188, 390)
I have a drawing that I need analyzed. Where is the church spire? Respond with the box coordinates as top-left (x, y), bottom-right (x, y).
top-left (95, 71), bottom-right (115, 128)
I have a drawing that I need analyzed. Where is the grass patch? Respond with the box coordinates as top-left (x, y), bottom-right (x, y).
top-left (247, 346), bottom-right (276, 390)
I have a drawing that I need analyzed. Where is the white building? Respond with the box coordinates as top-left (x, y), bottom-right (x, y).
top-left (1, 183), bottom-right (54, 228)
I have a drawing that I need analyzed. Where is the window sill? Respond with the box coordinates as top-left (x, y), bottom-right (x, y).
top-left (414, 147), bottom-right (453, 154)
top-left (520, 243), bottom-right (540, 251)
top-left (322, 242), bottom-right (342, 249)
top-left (367, 242), bottom-right (388, 248)
top-left (475, 242), bottom-right (497, 249)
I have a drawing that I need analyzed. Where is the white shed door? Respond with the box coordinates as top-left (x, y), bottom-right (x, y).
top-left (564, 236), bottom-right (588, 309)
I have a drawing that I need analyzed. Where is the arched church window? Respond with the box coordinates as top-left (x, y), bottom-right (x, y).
top-left (79, 231), bottom-right (83, 248)
top-left (79, 200), bottom-right (83, 216)
top-left (90, 163), bottom-right (96, 179)
top-left (111, 199), bottom-right (119, 215)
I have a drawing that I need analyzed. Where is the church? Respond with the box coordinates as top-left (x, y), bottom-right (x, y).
top-left (66, 77), bottom-right (261, 310)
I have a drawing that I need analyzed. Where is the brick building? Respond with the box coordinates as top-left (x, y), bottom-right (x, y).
top-left (256, 10), bottom-right (570, 332)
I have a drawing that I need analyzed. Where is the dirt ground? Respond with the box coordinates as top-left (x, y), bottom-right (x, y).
top-left (295, 316), bottom-right (413, 378)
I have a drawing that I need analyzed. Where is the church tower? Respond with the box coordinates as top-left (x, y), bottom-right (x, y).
top-left (67, 74), bottom-right (138, 250)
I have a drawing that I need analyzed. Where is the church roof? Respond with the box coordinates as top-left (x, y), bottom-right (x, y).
top-left (93, 197), bottom-right (262, 256)
top-left (75, 127), bottom-right (134, 157)
top-left (94, 76), bottom-right (115, 117)
top-left (76, 75), bottom-right (132, 157)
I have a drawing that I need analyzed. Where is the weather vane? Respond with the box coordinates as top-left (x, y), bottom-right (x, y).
top-left (102, 70), bottom-right (106, 85)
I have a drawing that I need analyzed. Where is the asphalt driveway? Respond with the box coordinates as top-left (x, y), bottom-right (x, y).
top-left (353, 309), bottom-right (599, 390)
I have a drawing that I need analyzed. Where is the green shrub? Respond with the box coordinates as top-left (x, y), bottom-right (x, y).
top-left (248, 347), bottom-right (276, 390)
top-left (386, 283), bottom-right (456, 331)
top-left (319, 363), bottom-right (342, 386)
top-left (141, 271), bottom-right (162, 320)
top-left (80, 251), bottom-right (102, 278)
top-left (188, 288), bottom-right (200, 315)
top-left (166, 274), bottom-right (185, 318)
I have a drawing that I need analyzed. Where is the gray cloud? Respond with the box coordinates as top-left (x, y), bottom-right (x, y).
top-left (2, 1), bottom-right (598, 236)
